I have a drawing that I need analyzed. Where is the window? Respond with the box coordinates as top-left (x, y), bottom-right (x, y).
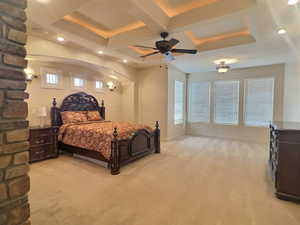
top-left (73, 77), bottom-right (84, 87)
top-left (95, 80), bottom-right (103, 89)
top-left (174, 80), bottom-right (184, 125)
top-left (46, 73), bottom-right (58, 84)
top-left (189, 82), bottom-right (210, 122)
top-left (94, 80), bottom-right (104, 92)
top-left (244, 78), bottom-right (274, 126)
top-left (214, 80), bottom-right (239, 125)
top-left (41, 67), bottom-right (62, 89)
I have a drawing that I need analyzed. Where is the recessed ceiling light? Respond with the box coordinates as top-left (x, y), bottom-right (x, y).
top-left (57, 37), bottom-right (65, 42)
top-left (123, 59), bottom-right (128, 63)
top-left (277, 28), bottom-right (287, 35)
top-left (288, 0), bottom-right (298, 5)
top-left (214, 58), bottom-right (239, 65)
top-left (98, 50), bottom-right (103, 54)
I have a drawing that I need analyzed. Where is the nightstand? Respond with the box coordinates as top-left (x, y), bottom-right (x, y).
top-left (29, 126), bottom-right (59, 163)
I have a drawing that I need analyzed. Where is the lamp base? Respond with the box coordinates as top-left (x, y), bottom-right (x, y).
top-left (39, 117), bottom-right (45, 128)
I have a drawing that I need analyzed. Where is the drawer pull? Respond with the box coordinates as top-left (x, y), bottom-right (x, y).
top-left (35, 140), bottom-right (44, 144)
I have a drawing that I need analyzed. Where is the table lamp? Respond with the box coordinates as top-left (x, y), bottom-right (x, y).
top-left (37, 106), bottom-right (47, 127)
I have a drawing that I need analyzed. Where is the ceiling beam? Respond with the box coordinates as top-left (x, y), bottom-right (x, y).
top-left (168, 0), bottom-right (256, 32)
top-left (107, 26), bottom-right (158, 49)
top-left (127, 0), bottom-right (170, 33)
top-left (26, 0), bottom-right (95, 26)
top-left (185, 29), bottom-right (256, 52)
top-left (63, 14), bottom-right (145, 39)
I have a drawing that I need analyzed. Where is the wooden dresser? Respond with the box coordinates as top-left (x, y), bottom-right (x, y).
top-left (270, 122), bottom-right (300, 202)
top-left (29, 126), bottom-right (58, 163)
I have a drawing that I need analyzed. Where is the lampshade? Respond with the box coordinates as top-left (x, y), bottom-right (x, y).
top-left (37, 106), bottom-right (47, 117)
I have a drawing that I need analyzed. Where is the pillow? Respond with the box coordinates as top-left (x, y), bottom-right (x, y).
top-left (87, 111), bottom-right (102, 121)
top-left (60, 111), bottom-right (88, 124)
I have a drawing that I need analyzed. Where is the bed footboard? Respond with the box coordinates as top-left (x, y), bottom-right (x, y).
top-left (110, 121), bottom-right (160, 175)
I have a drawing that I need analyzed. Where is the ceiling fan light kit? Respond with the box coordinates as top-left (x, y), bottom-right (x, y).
top-left (216, 61), bottom-right (230, 73)
top-left (135, 32), bottom-right (197, 61)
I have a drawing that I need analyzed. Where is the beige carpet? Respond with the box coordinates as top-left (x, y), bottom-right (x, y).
top-left (29, 136), bottom-right (300, 225)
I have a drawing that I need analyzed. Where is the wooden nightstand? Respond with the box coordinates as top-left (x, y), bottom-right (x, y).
top-left (29, 126), bottom-right (59, 163)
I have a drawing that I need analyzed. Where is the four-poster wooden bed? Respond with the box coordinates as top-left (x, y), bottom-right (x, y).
top-left (51, 92), bottom-right (160, 175)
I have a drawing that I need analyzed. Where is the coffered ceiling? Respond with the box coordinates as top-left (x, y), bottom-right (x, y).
top-left (27, 0), bottom-right (296, 72)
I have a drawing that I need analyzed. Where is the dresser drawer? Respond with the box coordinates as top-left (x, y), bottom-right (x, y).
top-left (278, 131), bottom-right (300, 143)
top-left (30, 128), bottom-right (54, 146)
top-left (29, 126), bottom-right (58, 163)
top-left (30, 145), bottom-right (56, 162)
top-left (30, 127), bottom-right (53, 135)
top-left (30, 135), bottom-right (53, 146)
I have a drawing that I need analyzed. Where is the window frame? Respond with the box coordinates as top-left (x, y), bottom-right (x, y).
top-left (213, 80), bottom-right (240, 125)
top-left (70, 75), bottom-right (86, 90)
top-left (94, 80), bottom-right (105, 92)
top-left (174, 80), bottom-right (185, 125)
top-left (243, 77), bottom-right (274, 127)
top-left (40, 67), bottom-right (63, 89)
top-left (46, 73), bottom-right (58, 85)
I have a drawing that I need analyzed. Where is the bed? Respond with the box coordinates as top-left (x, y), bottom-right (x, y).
top-left (50, 92), bottom-right (160, 175)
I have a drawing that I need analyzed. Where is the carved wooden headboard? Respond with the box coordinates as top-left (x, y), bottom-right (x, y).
top-left (51, 92), bottom-right (105, 126)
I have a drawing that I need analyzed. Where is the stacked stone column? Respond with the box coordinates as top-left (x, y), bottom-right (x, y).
top-left (0, 0), bottom-right (30, 224)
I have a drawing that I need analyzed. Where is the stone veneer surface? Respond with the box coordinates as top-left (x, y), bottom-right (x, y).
top-left (0, 0), bottom-right (30, 224)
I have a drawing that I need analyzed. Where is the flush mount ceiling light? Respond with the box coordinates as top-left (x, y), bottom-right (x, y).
top-left (98, 50), bottom-right (103, 54)
top-left (288, 0), bottom-right (299, 5)
top-left (214, 58), bottom-right (239, 65)
top-left (216, 61), bottom-right (230, 73)
top-left (277, 28), bottom-right (287, 35)
top-left (57, 36), bottom-right (65, 42)
top-left (123, 59), bottom-right (128, 63)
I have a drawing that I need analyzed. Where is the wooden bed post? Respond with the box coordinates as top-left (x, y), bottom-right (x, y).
top-left (111, 127), bottom-right (120, 175)
top-left (100, 100), bottom-right (105, 120)
top-left (154, 121), bottom-right (160, 153)
top-left (51, 98), bottom-right (60, 126)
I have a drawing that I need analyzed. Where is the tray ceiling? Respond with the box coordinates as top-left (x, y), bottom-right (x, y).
top-left (27, 0), bottom-right (295, 72)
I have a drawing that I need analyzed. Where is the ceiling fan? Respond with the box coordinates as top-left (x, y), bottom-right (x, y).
top-left (134, 32), bottom-right (198, 61)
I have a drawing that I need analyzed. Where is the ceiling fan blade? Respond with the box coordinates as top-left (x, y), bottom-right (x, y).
top-left (171, 49), bottom-right (197, 54)
top-left (169, 38), bottom-right (179, 48)
top-left (134, 45), bottom-right (157, 50)
top-left (141, 51), bottom-right (160, 58)
top-left (164, 52), bottom-right (175, 62)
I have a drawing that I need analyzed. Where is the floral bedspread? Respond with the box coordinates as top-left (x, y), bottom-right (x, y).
top-left (59, 121), bottom-right (153, 160)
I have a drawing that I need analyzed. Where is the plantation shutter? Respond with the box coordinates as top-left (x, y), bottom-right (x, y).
top-left (214, 80), bottom-right (239, 124)
top-left (174, 80), bottom-right (184, 124)
top-left (189, 82), bottom-right (210, 122)
top-left (244, 78), bottom-right (274, 126)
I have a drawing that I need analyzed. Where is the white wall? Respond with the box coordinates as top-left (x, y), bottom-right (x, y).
top-left (187, 64), bottom-right (285, 144)
top-left (167, 65), bottom-right (186, 140)
top-left (26, 36), bottom-right (139, 126)
top-left (121, 82), bottom-right (136, 122)
top-left (27, 36), bottom-right (137, 82)
top-left (137, 65), bottom-right (168, 139)
top-left (26, 61), bottom-right (127, 126)
top-left (283, 58), bottom-right (300, 122)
